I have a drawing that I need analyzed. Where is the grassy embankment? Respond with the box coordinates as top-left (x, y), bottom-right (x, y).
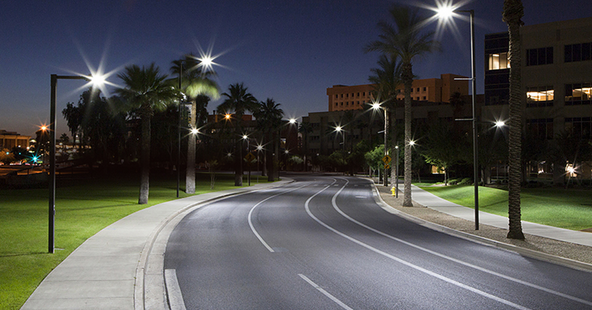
top-left (420, 184), bottom-right (592, 231)
top-left (0, 172), bottom-right (269, 309)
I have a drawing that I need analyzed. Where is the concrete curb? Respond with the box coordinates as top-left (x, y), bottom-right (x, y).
top-left (370, 183), bottom-right (592, 273)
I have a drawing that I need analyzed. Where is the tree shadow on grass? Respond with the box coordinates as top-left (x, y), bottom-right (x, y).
top-left (0, 252), bottom-right (47, 257)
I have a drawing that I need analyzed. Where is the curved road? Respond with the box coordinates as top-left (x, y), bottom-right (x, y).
top-left (164, 175), bottom-right (592, 309)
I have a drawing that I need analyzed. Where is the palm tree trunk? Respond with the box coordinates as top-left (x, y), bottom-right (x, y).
top-left (403, 63), bottom-right (413, 207)
top-left (384, 108), bottom-right (390, 186)
top-left (390, 109), bottom-right (398, 188)
top-left (274, 129), bottom-right (280, 180)
top-left (504, 0), bottom-right (525, 240)
top-left (139, 106), bottom-right (151, 204)
top-left (186, 100), bottom-right (197, 194)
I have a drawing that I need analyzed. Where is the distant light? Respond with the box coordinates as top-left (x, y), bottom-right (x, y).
top-left (41, 125), bottom-right (48, 131)
top-left (409, 140), bottom-right (416, 146)
top-left (285, 150), bottom-right (289, 154)
top-left (190, 128), bottom-right (199, 135)
top-left (227, 152), bottom-right (232, 157)
top-left (242, 134), bottom-right (248, 140)
top-left (289, 118), bottom-right (296, 124)
top-left (371, 102), bottom-right (381, 110)
top-left (335, 126), bottom-right (342, 132)
top-left (495, 120), bottom-right (505, 128)
top-left (256, 145), bottom-right (263, 151)
top-left (225, 113), bottom-right (231, 120)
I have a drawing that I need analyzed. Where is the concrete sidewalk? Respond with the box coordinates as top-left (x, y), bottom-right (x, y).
top-left (21, 179), bottom-right (293, 310)
top-left (408, 184), bottom-right (592, 247)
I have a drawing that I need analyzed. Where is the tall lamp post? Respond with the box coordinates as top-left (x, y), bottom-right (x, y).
top-left (49, 74), bottom-right (103, 253)
top-left (372, 102), bottom-right (390, 187)
top-left (436, 6), bottom-right (479, 230)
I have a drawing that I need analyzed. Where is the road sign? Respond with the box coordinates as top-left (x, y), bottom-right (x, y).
top-left (245, 152), bottom-right (256, 163)
top-left (382, 155), bottom-right (392, 164)
top-left (385, 164), bottom-right (390, 170)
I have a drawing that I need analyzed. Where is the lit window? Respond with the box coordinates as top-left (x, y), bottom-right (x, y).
top-left (488, 52), bottom-right (510, 70)
top-left (565, 82), bottom-right (592, 105)
top-left (526, 86), bottom-right (554, 107)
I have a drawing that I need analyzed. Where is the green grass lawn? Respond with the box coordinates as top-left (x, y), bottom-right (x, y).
top-left (420, 185), bottom-right (592, 231)
top-left (0, 171), bottom-right (270, 310)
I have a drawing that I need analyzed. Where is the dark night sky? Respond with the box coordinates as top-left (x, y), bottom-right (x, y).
top-left (1, 0), bottom-right (591, 137)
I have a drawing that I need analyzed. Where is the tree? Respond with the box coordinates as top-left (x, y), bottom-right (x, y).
top-left (254, 98), bottom-right (284, 181)
top-left (421, 120), bottom-right (462, 185)
top-left (365, 144), bottom-right (386, 177)
top-left (369, 53), bottom-right (402, 185)
top-left (170, 54), bottom-right (219, 194)
top-left (217, 83), bottom-right (259, 186)
top-left (62, 102), bottom-right (82, 150)
top-left (117, 63), bottom-right (179, 204)
top-left (366, 5), bottom-right (439, 206)
top-left (503, 0), bottom-right (526, 239)
top-left (298, 121), bottom-right (313, 171)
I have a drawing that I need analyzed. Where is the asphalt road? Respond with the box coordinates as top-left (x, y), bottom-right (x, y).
top-left (164, 175), bottom-right (592, 309)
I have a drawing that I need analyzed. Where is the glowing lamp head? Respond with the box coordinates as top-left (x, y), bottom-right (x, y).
top-left (242, 134), bottom-right (248, 140)
top-left (225, 113), bottom-right (231, 120)
top-left (436, 3), bottom-right (455, 21)
top-left (409, 140), bottom-right (416, 146)
top-left (371, 102), bottom-right (381, 110)
top-left (289, 118), bottom-right (296, 124)
top-left (190, 128), bottom-right (199, 135)
top-left (495, 120), bottom-right (506, 128)
top-left (256, 145), bottom-right (263, 151)
top-left (89, 74), bottom-right (106, 87)
top-left (335, 126), bottom-right (342, 132)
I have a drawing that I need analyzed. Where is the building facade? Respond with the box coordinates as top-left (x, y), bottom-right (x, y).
top-left (482, 17), bottom-right (592, 181)
top-left (326, 74), bottom-right (468, 112)
top-left (0, 130), bottom-right (30, 150)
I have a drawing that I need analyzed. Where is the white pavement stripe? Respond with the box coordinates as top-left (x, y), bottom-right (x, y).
top-left (248, 184), bottom-right (309, 252)
top-left (298, 274), bottom-right (354, 310)
top-left (334, 178), bottom-right (592, 307)
top-left (305, 178), bottom-right (531, 310)
top-left (164, 269), bottom-right (187, 310)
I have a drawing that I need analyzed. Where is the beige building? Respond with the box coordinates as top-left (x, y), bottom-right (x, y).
top-left (0, 130), bottom-right (30, 150)
top-left (327, 74), bottom-right (468, 112)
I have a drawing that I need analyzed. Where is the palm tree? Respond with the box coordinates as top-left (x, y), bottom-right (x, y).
top-left (503, 0), bottom-right (525, 240)
top-left (254, 98), bottom-right (284, 181)
top-left (369, 53), bottom-right (402, 186)
top-left (170, 54), bottom-right (219, 194)
top-left (298, 121), bottom-right (313, 171)
top-left (117, 63), bottom-right (179, 204)
top-left (62, 102), bottom-right (82, 151)
top-left (217, 83), bottom-right (259, 185)
top-left (366, 5), bottom-right (438, 206)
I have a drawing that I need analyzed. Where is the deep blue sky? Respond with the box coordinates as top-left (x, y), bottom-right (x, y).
top-left (1, 0), bottom-right (591, 137)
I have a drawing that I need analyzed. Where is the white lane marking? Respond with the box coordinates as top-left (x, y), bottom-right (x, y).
top-left (305, 179), bottom-right (531, 310)
top-left (298, 274), bottom-right (353, 310)
top-left (248, 184), bottom-right (309, 252)
top-left (333, 178), bottom-right (592, 308)
top-left (164, 269), bottom-right (187, 310)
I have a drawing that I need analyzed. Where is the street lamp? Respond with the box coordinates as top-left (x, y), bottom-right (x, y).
top-left (371, 101), bottom-right (389, 186)
top-left (334, 125), bottom-right (345, 150)
top-left (435, 4), bottom-right (480, 230)
top-left (49, 73), bottom-right (104, 253)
